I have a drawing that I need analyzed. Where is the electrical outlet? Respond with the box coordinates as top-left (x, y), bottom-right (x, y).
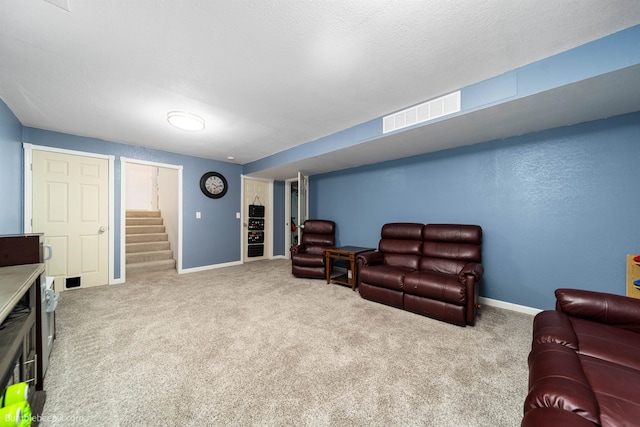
top-left (196, 212), bottom-right (201, 219)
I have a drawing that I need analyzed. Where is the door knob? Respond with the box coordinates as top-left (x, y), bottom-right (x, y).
top-left (98, 226), bottom-right (106, 233)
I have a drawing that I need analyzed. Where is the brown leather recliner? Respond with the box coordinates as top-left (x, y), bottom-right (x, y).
top-left (523, 289), bottom-right (640, 426)
top-left (290, 220), bottom-right (335, 279)
top-left (358, 223), bottom-right (483, 326)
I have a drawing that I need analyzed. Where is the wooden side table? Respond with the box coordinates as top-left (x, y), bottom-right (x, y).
top-left (325, 246), bottom-right (375, 291)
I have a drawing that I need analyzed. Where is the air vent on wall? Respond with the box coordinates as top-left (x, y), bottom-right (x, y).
top-left (383, 91), bottom-right (461, 134)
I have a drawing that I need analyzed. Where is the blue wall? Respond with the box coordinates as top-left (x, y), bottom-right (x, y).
top-left (0, 101), bottom-right (24, 234)
top-left (0, 104), bottom-right (243, 279)
top-left (311, 112), bottom-right (640, 310)
top-left (22, 127), bottom-right (243, 276)
top-left (272, 181), bottom-right (285, 256)
top-left (246, 25), bottom-right (640, 176)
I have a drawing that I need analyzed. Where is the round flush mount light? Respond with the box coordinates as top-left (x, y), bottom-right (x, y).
top-left (167, 111), bottom-right (205, 131)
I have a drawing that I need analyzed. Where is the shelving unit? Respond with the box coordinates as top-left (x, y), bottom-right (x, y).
top-left (247, 204), bottom-right (265, 258)
top-left (626, 254), bottom-right (640, 300)
top-left (0, 263), bottom-right (46, 424)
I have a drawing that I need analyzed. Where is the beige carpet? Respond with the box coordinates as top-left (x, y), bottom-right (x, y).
top-left (40, 259), bottom-right (533, 426)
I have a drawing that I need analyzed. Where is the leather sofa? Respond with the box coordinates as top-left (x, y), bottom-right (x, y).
top-left (522, 288), bottom-right (640, 426)
top-left (357, 223), bottom-right (483, 326)
top-left (290, 219), bottom-right (335, 279)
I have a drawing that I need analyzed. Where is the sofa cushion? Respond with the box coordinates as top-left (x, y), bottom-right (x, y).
top-left (382, 250), bottom-right (421, 270)
top-left (404, 294), bottom-right (466, 326)
top-left (420, 224), bottom-right (482, 275)
top-left (359, 283), bottom-right (403, 309)
top-left (403, 271), bottom-right (466, 305)
top-left (422, 223), bottom-right (482, 245)
top-left (378, 223), bottom-right (423, 269)
top-left (359, 264), bottom-right (412, 291)
top-left (380, 222), bottom-right (424, 240)
top-left (525, 343), bottom-right (600, 425)
top-left (580, 354), bottom-right (640, 426)
top-left (570, 317), bottom-right (640, 371)
top-left (418, 256), bottom-right (468, 277)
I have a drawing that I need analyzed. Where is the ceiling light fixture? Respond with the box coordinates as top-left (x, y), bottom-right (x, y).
top-left (167, 111), bottom-right (205, 131)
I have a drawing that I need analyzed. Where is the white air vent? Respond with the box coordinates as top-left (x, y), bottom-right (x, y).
top-left (383, 91), bottom-right (461, 134)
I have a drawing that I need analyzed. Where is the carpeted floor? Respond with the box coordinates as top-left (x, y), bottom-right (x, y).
top-left (40, 259), bottom-right (533, 426)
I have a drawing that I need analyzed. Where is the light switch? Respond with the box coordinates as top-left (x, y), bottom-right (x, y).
top-left (236, 212), bottom-right (240, 219)
top-left (196, 212), bottom-right (201, 219)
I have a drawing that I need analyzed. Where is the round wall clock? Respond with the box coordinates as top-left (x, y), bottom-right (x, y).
top-left (200, 171), bottom-right (228, 199)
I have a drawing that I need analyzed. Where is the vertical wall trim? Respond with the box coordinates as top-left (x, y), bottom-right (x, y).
top-left (23, 143), bottom-right (33, 233)
top-left (107, 155), bottom-right (116, 285)
top-left (284, 177), bottom-right (296, 259)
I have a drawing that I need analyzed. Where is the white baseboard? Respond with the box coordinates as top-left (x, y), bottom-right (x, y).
top-left (179, 260), bottom-right (243, 274)
top-left (479, 296), bottom-right (542, 316)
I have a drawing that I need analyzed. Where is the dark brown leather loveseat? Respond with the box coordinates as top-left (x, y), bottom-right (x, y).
top-left (523, 288), bottom-right (640, 426)
top-left (356, 223), bottom-right (483, 326)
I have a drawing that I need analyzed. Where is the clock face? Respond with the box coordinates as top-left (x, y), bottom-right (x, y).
top-left (200, 172), bottom-right (228, 199)
top-left (206, 176), bottom-right (224, 194)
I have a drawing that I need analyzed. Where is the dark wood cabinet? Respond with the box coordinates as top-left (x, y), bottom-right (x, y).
top-left (0, 264), bottom-right (47, 421)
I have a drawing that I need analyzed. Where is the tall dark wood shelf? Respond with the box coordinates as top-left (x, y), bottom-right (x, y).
top-left (0, 263), bottom-right (46, 425)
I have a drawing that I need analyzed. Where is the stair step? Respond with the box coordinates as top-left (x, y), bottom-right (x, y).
top-left (126, 250), bottom-right (173, 264)
top-left (126, 210), bottom-right (161, 218)
top-left (126, 259), bottom-right (176, 275)
top-left (126, 233), bottom-right (168, 243)
top-left (126, 241), bottom-right (171, 253)
top-left (126, 225), bottom-right (166, 235)
top-left (126, 217), bottom-right (163, 226)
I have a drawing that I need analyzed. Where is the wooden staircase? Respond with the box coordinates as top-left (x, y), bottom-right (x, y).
top-left (125, 210), bottom-right (176, 274)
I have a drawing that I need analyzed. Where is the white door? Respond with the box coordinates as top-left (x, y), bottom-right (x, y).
top-left (243, 178), bottom-right (270, 262)
top-left (298, 171), bottom-right (308, 227)
top-left (32, 150), bottom-right (109, 290)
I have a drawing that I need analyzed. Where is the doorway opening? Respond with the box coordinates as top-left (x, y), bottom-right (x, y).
top-left (121, 158), bottom-right (183, 281)
top-left (285, 172), bottom-right (307, 258)
top-left (290, 180), bottom-right (299, 246)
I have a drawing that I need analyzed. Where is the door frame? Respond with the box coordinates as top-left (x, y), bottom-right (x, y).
top-left (240, 175), bottom-right (273, 263)
top-left (23, 143), bottom-right (116, 284)
top-left (120, 157), bottom-right (183, 280)
top-left (284, 176), bottom-right (297, 259)
top-left (284, 173), bottom-right (309, 259)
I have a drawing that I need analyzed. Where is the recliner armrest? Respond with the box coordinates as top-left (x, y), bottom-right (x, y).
top-left (290, 244), bottom-right (306, 255)
top-left (459, 262), bottom-right (483, 283)
top-left (357, 251), bottom-right (383, 267)
top-left (555, 288), bottom-right (640, 333)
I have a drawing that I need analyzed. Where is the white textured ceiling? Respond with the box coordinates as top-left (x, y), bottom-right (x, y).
top-left (1, 0), bottom-right (640, 179)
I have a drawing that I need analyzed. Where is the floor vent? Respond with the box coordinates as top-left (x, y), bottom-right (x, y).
top-left (65, 276), bottom-right (81, 289)
top-left (383, 91), bottom-right (461, 134)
